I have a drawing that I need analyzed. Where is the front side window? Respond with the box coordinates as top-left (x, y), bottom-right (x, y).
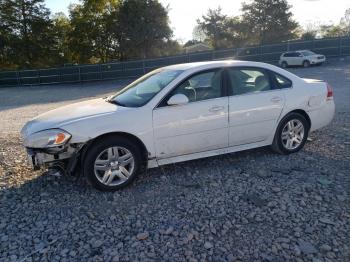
top-left (165, 70), bottom-right (223, 104)
top-left (228, 68), bottom-right (272, 95)
top-left (109, 69), bottom-right (183, 107)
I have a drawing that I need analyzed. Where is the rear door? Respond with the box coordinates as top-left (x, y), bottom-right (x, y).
top-left (227, 67), bottom-right (288, 146)
top-left (286, 52), bottom-right (297, 65)
top-left (294, 52), bottom-right (304, 65)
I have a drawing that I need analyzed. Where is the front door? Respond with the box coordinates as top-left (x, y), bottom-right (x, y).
top-left (153, 69), bottom-right (229, 159)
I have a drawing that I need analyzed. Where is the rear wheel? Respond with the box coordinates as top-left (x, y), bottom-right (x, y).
top-left (272, 113), bottom-right (309, 154)
top-left (303, 60), bottom-right (310, 68)
top-left (84, 136), bottom-right (142, 191)
top-left (281, 61), bottom-right (288, 68)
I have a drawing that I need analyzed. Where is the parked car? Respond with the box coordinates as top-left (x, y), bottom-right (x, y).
top-left (279, 50), bottom-right (326, 68)
top-left (21, 60), bottom-right (335, 191)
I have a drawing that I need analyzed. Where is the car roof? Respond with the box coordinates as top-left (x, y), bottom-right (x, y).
top-left (283, 50), bottom-right (311, 54)
top-left (159, 59), bottom-right (302, 84)
top-left (162, 60), bottom-right (273, 71)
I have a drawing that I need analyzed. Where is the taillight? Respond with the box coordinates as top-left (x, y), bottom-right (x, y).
top-left (327, 83), bottom-right (333, 99)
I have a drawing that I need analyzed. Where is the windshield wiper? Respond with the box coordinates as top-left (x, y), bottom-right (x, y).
top-left (106, 99), bottom-right (126, 107)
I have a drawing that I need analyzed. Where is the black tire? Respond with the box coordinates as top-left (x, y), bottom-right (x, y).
top-left (281, 61), bottom-right (288, 68)
top-left (271, 113), bottom-right (310, 155)
top-left (83, 136), bottom-right (142, 191)
top-left (302, 60), bottom-right (310, 68)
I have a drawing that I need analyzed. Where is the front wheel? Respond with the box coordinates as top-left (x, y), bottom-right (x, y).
top-left (84, 136), bottom-right (142, 191)
top-left (271, 113), bottom-right (310, 154)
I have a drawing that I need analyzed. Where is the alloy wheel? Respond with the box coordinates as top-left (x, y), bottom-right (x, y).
top-left (281, 119), bottom-right (305, 150)
top-left (94, 146), bottom-right (135, 186)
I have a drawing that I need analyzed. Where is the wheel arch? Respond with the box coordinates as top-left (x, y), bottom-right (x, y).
top-left (277, 109), bottom-right (311, 134)
top-left (288, 109), bottom-right (311, 129)
top-left (81, 132), bottom-right (149, 166)
top-left (271, 109), bottom-right (311, 154)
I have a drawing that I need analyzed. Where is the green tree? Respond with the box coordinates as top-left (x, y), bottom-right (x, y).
top-left (50, 12), bottom-right (72, 65)
top-left (225, 16), bottom-right (251, 47)
top-left (155, 40), bottom-right (182, 56)
top-left (0, 0), bottom-right (54, 69)
top-left (197, 8), bottom-right (231, 49)
top-left (184, 40), bottom-right (201, 48)
top-left (192, 25), bottom-right (206, 42)
top-left (320, 25), bottom-right (344, 38)
top-left (68, 0), bottom-right (120, 64)
top-left (300, 31), bottom-right (316, 41)
top-left (340, 8), bottom-right (350, 35)
top-left (116, 0), bottom-right (173, 59)
top-left (241, 0), bottom-right (298, 44)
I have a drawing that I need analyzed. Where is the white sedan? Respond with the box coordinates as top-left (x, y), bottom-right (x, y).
top-left (21, 61), bottom-right (335, 191)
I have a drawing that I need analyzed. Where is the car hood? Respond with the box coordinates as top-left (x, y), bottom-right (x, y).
top-left (21, 98), bottom-right (124, 136)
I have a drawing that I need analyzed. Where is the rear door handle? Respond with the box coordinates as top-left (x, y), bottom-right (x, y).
top-left (271, 96), bottom-right (282, 103)
top-left (209, 105), bottom-right (225, 112)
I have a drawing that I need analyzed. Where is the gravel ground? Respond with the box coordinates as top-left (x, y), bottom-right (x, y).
top-left (0, 59), bottom-right (349, 261)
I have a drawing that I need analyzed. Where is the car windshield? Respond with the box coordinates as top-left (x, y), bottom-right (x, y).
top-left (301, 51), bottom-right (316, 56)
top-left (109, 69), bottom-right (183, 107)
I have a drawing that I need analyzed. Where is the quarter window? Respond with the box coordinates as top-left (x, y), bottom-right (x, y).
top-left (228, 68), bottom-right (272, 95)
top-left (273, 73), bottom-right (292, 89)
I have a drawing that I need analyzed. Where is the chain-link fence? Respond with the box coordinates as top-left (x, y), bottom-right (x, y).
top-left (1, 36), bottom-right (350, 87)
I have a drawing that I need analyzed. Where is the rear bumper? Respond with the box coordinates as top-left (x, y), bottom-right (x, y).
top-left (308, 100), bottom-right (335, 132)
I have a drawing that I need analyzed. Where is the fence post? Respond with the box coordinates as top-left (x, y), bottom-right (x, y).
top-left (211, 50), bottom-right (215, 61)
top-left (16, 71), bottom-right (21, 86)
top-left (287, 40), bottom-right (290, 51)
top-left (78, 66), bottom-right (81, 83)
top-left (99, 64), bottom-right (102, 80)
top-left (339, 36), bottom-right (342, 57)
top-left (142, 60), bottom-right (146, 74)
top-left (187, 53), bottom-right (190, 63)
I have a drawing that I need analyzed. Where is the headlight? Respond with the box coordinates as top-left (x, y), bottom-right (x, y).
top-left (24, 129), bottom-right (71, 148)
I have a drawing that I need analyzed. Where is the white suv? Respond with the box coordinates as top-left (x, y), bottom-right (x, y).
top-left (279, 50), bottom-right (326, 68)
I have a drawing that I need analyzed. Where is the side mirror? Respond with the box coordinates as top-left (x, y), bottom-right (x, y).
top-left (167, 94), bottom-right (189, 106)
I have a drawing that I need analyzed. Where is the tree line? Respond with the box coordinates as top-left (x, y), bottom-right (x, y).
top-left (0, 0), bottom-right (349, 71)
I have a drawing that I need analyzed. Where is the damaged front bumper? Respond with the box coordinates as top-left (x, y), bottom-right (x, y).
top-left (25, 143), bottom-right (85, 173)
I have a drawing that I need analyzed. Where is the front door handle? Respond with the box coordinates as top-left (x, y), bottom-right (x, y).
top-left (209, 105), bottom-right (225, 112)
top-left (271, 96), bottom-right (282, 103)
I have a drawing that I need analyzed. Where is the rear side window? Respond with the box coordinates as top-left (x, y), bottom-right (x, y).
top-left (228, 68), bottom-right (272, 95)
top-left (283, 52), bottom-right (301, 57)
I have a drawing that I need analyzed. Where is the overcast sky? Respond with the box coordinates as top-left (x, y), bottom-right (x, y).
top-left (45, 0), bottom-right (350, 42)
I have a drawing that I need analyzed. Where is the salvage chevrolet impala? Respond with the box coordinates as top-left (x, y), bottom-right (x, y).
top-left (21, 61), bottom-right (335, 191)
